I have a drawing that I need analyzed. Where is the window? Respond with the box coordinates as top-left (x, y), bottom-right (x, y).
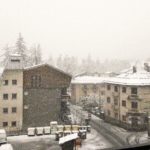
top-left (122, 87), bottom-right (126, 93)
top-left (131, 102), bottom-right (138, 109)
top-left (12, 80), bottom-right (17, 85)
top-left (101, 91), bottom-right (105, 95)
top-left (12, 107), bottom-right (17, 113)
top-left (3, 122), bottom-right (8, 127)
top-left (115, 113), bottom-right (118, 119)
top-left (114, 98), bottom-right (118, 105)
top-left (107, 97), bottom-right (111, 103)
top-left (3, 80), bottom-right (8, 85)
top-left (11, 59), bottom-right (20, 62)
top-left (131, 87), bottom-right (137, 95)
top-left (11, 121), bottom-right (16, 127)
top-left (3, 94), bottom-right (8, 100)
top-left (12, 93), bottom-right (17, 99)
top-left (3, 108), bottom-right (8, 114)
top-left (31, 75), bottom-right (41, 88)
top-left (122, 115), bottom-right (126, 121)
top-left (114, 86), bottom-right (118, 92)
top-left (122, 100), bottom-right (126, 107)
top-left (107, 85), bottom-right (111, 90)
top-left (93, 85), bottom-right (97, 93)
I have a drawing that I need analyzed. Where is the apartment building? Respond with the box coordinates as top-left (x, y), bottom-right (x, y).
top-left (0, 54), bottom-right (23, 132)
top-left (71, 75), bottom-right (105, 107)
top-left (103, 64), bottom-right (150, 130)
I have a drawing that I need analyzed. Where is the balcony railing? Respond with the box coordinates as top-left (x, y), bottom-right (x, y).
top-left (112, 92), bottom-right (119, 97)
top-left (127, 94), bottom-right (142, 101)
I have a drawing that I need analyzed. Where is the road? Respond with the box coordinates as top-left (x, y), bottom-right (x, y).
top-left (70, 105), bottom-right (138, 149)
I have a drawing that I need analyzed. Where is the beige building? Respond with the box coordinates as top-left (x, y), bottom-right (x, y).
top-left (103, 64), bottom-right (150, 129)
top-left (0, 54), bottom-right (23, 132)
top-left (71, 75), bottom-right (105, 107)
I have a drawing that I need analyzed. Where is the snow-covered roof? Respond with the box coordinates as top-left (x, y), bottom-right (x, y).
top-left (59, 133), bottom-right (78, 145)
top-left (24, 63), bottom-right (72, 77)
top-left (104, 64), bottom-right (150, 86)
top-left (71, 76), bottom-right (105, 84)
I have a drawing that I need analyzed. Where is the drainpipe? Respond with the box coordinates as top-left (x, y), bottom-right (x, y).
top-left (118, 85), bottom-right (121, 122)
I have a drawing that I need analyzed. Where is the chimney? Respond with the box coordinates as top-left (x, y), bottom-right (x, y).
top-left (133, 66), bottom-right (137, 73)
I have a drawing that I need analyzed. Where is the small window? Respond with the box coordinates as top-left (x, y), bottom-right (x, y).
top-left (107, 97), bottom-right (111, 103)
top-left (122, 100), bottom-right (126, 107)
top-left (11, 121), bottom-right (16, 127)
top-left (114, 86), bottom-right (118, 92)
top-left (3, 80), bottom-right (8, 85)
top-left (107, 85), bottom-right (111, 90)
top-left (131, 87), bottom-right (137, 95)
top-left (122, 87), bottom-right (126, 93)
top-left (11, 59), bottom-right (20, 62)
top-left (3, 122), bottom-right (8, 127)
top-left (3, 108), bottom-right (8, 114)
top-left (12, 80), bottom-right (17, 85)
top-left (12, 107), bottom-right (17, 113)
top-left (12, 93), bottom-right (17, 100)
top-left (3, 94), bottom-right (8, 100)
top-left (131, 102), bottom-right (138, 109)
top-left (122, 115), bottom-right (126, 121)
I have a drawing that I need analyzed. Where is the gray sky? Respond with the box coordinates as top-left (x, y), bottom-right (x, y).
top-left (0, 0), bottom-right (150, 60)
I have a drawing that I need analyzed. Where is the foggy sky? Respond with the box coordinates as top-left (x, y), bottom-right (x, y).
top-left (0, 0), bottom-right (150, 60)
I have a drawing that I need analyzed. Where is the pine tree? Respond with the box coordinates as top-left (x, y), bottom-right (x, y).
top-left (15, 33), bottom-right (28, 66)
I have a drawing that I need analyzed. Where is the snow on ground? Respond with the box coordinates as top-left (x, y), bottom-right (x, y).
top-left (138, 132), bottom-right (150, 144)
top-left (7, 134), bottom-right (55, 143)
top-left (80, 129), bottom-right (112, 150)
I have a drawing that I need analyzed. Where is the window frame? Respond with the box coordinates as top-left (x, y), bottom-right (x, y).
top-left (3, 94), bottom-right (8, 100)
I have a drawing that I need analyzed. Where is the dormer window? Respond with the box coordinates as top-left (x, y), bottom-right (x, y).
top-left (11, 59), bottom-right (20, 62)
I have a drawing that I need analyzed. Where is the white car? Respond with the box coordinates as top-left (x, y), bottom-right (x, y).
top-left (0, 144), bottom-right (13, 150)
top-left (27, 128), bottom-right (35, 136)
top-left (36, 127), bottom-right (43, 135)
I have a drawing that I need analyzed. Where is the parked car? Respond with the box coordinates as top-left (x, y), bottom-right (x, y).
top-left (27, 128), bottom-right (36, 136)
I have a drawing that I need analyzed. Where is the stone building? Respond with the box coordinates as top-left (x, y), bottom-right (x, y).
top-left (103, 64), bottom-right (150, 130)
top-left (0, 54), bottom-right (23, 132)
top-left (71, 75), bottom-right (105, 107)
top-left (23, 64), bottom-right (71, 129)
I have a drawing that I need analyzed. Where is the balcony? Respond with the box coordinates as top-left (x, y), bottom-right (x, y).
top-left (112, 92), bottom-right (119, 97)
top-left (127, 108), bottom-right (140, 115)
top-left (127, 94), bottom-right (142, 101)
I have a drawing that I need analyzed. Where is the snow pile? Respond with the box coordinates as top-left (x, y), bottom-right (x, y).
top-left (0, 144), bottom-right (13, 150)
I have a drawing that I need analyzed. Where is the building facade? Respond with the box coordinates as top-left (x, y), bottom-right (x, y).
top-left (0, 54), bottom-right (23, 132)
top-left (103, 65), bottom-right (150, 130)
top-left (23, 64), bottom-right (71, 129)
top-left (71, 75), bottom-right (105, 108)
